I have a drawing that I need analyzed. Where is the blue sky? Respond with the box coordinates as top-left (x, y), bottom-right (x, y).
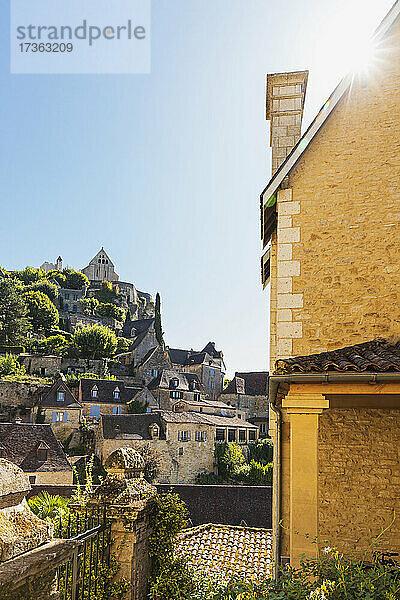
top-left (0, 0), bottom-right (394, 375)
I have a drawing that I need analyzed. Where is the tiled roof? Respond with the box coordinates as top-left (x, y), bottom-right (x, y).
top-left (101, 413), bottom-right (166, 440)
top-left (0, 424), bottom-right (72, 472)
top-left (148, 370), bottom-right (204, 392)
top-left (275, 339), bottom-right (400, 375)
top-left (201, 342), bottom-right (223, 359)
top-left (168, 348), bottom-right (190, 366)
top-left (175, 524), bottom-right (272, 580)
top-left (168, 347), bottom-right (222, 368)
top-left (79, 378), bottom-right (137, 405)
top-left (122, 318), bottom-right (154, 339)
top-left (161, 411), bottom-right (257, 428)
top-left (37, 378), bottom-right (81, 409)
top-left (222, 372), bottom-right (268, 396)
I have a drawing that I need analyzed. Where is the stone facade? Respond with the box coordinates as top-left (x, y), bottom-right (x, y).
top-left (268, 18), bottom-right (400, 369)
top-left (136, 347), bottom-right (172, 386)
top-left (318, 408), bottom-right (400, 557)
top-left (18, 354), bottom-right (62, 377)
top-left (0, 381), bottom-right (43, 421)
top-left (82, 248), bottom-right (119, 282)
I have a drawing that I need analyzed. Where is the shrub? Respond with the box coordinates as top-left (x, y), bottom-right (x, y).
top-left (25, 279), bottom-right (59, 301)
top-left (116, 337), bottom-right (131, 353)
top-left (31, 334), bottom-right (70, 356)
top-left (248, 438), bottom-right (274, 464)
top-left (79, 297), bottom-right (99, 316)
top-left (93, 281), bottom-right (119, 304)
top-left (0, 354), bottom-right (26, 377)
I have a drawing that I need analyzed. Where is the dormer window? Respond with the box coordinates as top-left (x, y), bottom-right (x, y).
top-left (57, 391), bottom-right (65, 401)
top-left (149, 424), bottom-right (160, 439)
top-left (113, 388), bottom-right (120, 399)
top-left (37, 443), bottom-right (49, 462)
top-left (171, 378), bottom-right (179, 388)
top-left (191, 381), bottom-right (196, 391)
top-left (91, 386), bottom-right (98, 398)
top-left (152, 369), bottom-right (158, 377)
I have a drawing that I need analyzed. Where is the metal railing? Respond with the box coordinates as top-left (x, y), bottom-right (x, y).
top-left (56, 506), bottom-right (112, 600)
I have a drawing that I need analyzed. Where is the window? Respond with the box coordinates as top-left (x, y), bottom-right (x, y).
top-left (29, 475), bottom-right (36, 485)
top-left (72, 305), bottom-right (77, 313)
top-left (193, 393), bottom-right (200, 402)
top-left (146, 407), bottom-right (152, 413)
top-left (170, 391), bottom-right (182, 399)
top-left (178, 430), bottom-right (191, 441)
top-left (40, 367), bottom-right (47, 376)
top-left (221, 409), bottom-right (227, 416)
top-left (57, 391), bottom-right (65, 402)
top-left (90, 405), bottom-right (101, 418)
top-left (228, 429), bottom-right (236, 442)
top-left (239, 429), bottom-right (246, 443)
top-left (113, 406), bottom-right (122, 415)
top-left (91, 388), bottom-right (98, 398)
top-left (259, 423), bottom-right (267, 435)
top-left (210, 368), bottom-right (215, 377)
top-left (52, 411), bottom-right (67, 423)
top-left (65, 293), bottom-right (69, 299)
top-left (178, 447), bottom-right (184, 456)
top-left (152, 369), bottom-right (158, 377)
top-left (113, 389), bottom-right (120, 399)
top-left (150, 424), bottom-right (160, 439)
top-left (37, 445), bottom-right (48, 462)
top-left (248, 429), bottom-right (256, 442)
top-left (216, 428), bottom-right (226, 442)
top-left (171, 379), bottom-right (179, 388)
top-left (195, 431), bottom-right (207, 442)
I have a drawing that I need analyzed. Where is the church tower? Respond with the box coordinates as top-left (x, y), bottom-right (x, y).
top-left (82, 248), bottom-right (119, 282)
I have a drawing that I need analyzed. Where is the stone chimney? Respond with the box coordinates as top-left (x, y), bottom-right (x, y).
top-left (266, 71), bottom-right (308, 175)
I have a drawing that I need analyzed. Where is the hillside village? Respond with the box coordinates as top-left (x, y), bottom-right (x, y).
top-left (0, 248), bottom-right (270, 487)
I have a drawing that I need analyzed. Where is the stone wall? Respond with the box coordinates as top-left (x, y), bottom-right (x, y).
top-left (138, 348), bottom-right (171, 385)
top-left (18, 355), bottom-right (62, 376)
top-left (0, 381), bottom-right (43, 421)
top-left (26, 470), bottom-right (74, 486)
top-left (98, 420), bottom-right (215, 484)
top-left (157, 484), bottom-right (272, 528)
top-left (318, 408), bottom-right (400, 557)
top-left (270, 17), bottom-right (400, 367)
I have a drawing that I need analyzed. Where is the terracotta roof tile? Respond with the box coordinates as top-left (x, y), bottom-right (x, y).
top-left (175, 524), bottom-right (272, 579)
top-left (275, 338), bottom-right (400, 375)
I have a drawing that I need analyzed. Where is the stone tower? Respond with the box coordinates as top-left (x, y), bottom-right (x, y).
top-left (82, 248), bottom-right (119, 282)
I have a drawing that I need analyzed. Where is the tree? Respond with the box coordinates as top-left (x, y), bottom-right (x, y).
top-left (79, 297), bottom-right (99, 316)
top-left (93, 281), bottom-right (118, 304)
top-left (116, 337), bottom-right (131, 354)
top-left (127, 397), bottom-right (148, 414)
top-left (31, 334), bottom-right (71, 356)
top-left (154, 293), bottom-right (164, 348)
top-left (24, 290), bottom-right (59, 332)
top-left (125, 307), bottom-right (132, 323)
top-left (96, 303), bottom-right (125, 322)
top-left (0, 279), bottom-right (30, 344)
top-left (46, 270), bottom-right (66, 287)
top-left (72, 324), bottom-right (117, 359)
top-left (25, 279), bottom-right (59, 301)
top-left (0, 354), bottom-right (26, 377)
top-left (14, 267), bottom-right (45, 285)
top-left (63, 268), bottom-right (89, 290)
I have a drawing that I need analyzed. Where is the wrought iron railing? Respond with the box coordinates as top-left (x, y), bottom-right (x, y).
top-left (56, 506), bottom-right (112, 600)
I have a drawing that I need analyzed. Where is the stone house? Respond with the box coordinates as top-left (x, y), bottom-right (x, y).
top-left (147, 369), bottom-right (207, 411)
top-left (172, 396), bottom-right (237, 418)
top-left (0, 423), bottom-right (73, 485)
top-left (18, 354), bottom-right (62, 377)
top-left (77, 377), bottom-right (140, 421)
top-left (168, 342), bottom-right (226, 399)
top-left (220, 372), bottom-right (269, 437)
top-left (32, 378), bottom-right (82, 441)
top-left (82, 247), bottom-right (119, 282)
top-left (96, 410), bottom-right (258, 483)
top-left (260, 2), bottom-right (400, 570)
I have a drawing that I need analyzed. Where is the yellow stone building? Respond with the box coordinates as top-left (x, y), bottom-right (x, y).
top-left (260, 1), bottom-right (400, 572)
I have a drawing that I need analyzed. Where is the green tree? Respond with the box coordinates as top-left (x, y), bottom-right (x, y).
top-left (32, 334), bottom-right (71, 356)
top-left (63, 268), bottom-right (89, 290)
top-left (127, 397), bottom-right (148, 414)
top-left (96, 303), bottom-right (125, 322)
top-left (24, 290), bottom-right (59, 332)
top-left (116, 337), bottom-right (131, 354)
top-left (25, 279), bottom-right (59, 301)
top-left (46, 270), bottom-right (67, 287)
top-left (154, 292), bottom-right (164, 348)
top-left (0, 279), bottom-right (30, 344)
top-left (248, 438), bottom-right (274, 464)
top-left (72, 324), bottom-right (117, 359)
top-left (79, 297), bottom-right (99, 316)
top-left (124, 307), bottom-right (132, 322)
top-left (14, 267), bottom-right (45, 285)
top-left (94, 281), bottom-right (118, 304)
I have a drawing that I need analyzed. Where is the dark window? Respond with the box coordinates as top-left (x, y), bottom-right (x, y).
top-left (29, 475), bottom-right (36, 485)
top-left (37, 448), bottom-right (48, 462)
top-left (228, 429), bottom-right (236, 442)
top-left (57, 391), bottom-right (64, 401)
top-left (178, 447), bottom-right (184, 456)
top-left (249, 429), bottom-right (256, 442)
top-left (239, 429), bottom-right (246, 443)
top-left (216, 428), bottom-right (225, 442)
top-left (193, 393), bottom-right (200, 402)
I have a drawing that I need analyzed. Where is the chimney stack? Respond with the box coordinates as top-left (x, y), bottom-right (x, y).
top-left (266, 71), bottom-right (308, 175)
